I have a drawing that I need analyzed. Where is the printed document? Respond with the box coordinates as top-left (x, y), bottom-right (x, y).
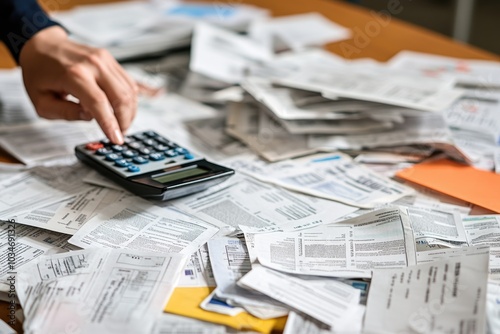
top-left (273, 65), bottom-right (462, 112)
top-left (68, 197), bottom-right (218, 255)
top-left (253, 207), bottom-right (417, 278)
top-left (190, 23), bottom-right (272, 83)
top-left (174, 175), bottom-right (357, 232)
top-left (207, 237), bottom-right (288, 317)
top-left (405, 206), bottom-right (467, 243)
top-left (17, 249), bottom-right (186, 334)
top-left (364, 246), bottom-right (489, 334)
top-left (238, 266), bottom-right (360, 328)
top-left (227, 153), bottom-right (413, 208)
top-left (463, 215), bottom-right (500, 278)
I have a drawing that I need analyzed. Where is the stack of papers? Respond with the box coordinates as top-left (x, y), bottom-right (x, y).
top-left (2, 2), bottom-right (500, 334)
top-left (53, 1), bottom-right (269, 60)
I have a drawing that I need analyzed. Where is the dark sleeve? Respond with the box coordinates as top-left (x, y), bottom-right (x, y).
top-left (0, 0), bottom-right (60, 63)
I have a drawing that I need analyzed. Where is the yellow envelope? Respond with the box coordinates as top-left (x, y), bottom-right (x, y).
top-left (396, 158), bottom-right (500, 213)
top-left (164, 287), bottom-right (287, 333)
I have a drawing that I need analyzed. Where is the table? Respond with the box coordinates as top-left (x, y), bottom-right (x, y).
top-left (0, 0), bottom-right (499, 332)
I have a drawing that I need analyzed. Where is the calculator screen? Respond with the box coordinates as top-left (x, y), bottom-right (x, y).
top-left (152, 167), bottom-right (209, 184)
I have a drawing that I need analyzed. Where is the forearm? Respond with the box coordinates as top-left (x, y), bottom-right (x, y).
top-left (0, 0), bottom-right (60, 63)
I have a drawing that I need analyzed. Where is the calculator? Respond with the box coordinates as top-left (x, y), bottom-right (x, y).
top-left (75, 130), bottom-right (235, 200)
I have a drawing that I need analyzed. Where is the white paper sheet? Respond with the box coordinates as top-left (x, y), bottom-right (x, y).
top-left (249, 13), bottom-right (350, 51)
top-left (207, 237), bottom-right (288, 316)
top-left (0, 222), bottom-right (77, 280)
top-left (174, 174), bottom-right (357, 233)
top-left (487, 281), bottom-right (500, 334)
top-left (463, 215), bottom-right (500, 278)
top-left (388, 50), bottom-right (500, 88)
top-left (227, 153), bottom-right (413, 208)
top-left (190, 23), bottom-right (273, 84)
top-left (238, 266), bottom-right (360, 328)
top-left (68, 197), bottom-right (218, 255)
top-left (17, 249), bottom-right (186, 334)
top-left (0, 121), bottom-right (102, 166)
top-left (273, 65), bottom-right (462, 112)
top-left (283, 308), bottom-right (364, 334)
top-left (364, 246), bottom-right (490, 334)
top-left (405, 206), bottom-right (467, 242)
top-left (226, 101), bottom-right (321, 161)
top-left (253, 207), bottom-right (417, 278)
top-left (177, 244), bottom-right (215, 288)
top-left (150, 312), bottom-right (226, 334)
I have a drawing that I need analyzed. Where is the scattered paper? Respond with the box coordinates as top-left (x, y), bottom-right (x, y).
top-left (174, 174), bottom-right (357, 232)
top-left (17, 249), bottom-right (186, 334)
top-left (68, 197), bottom-right (218, 255)
top-left (238, 266), bottom-right (360, 328)
top-left (364, 246), bottom-right (490, 334)
top-left (228, 153), bottom-right (413, 208)
top-left (254, 207), bottom-right (417, 278)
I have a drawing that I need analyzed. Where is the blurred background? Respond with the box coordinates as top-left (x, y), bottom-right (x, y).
top-left (357, 0), bottom-right (499, 54)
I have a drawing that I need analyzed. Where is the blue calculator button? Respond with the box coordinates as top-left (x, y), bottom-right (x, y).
top-left (133, 156), bottom-right (149, 164)
top-left (114, 159), bottom-right (130, 168)
top-left (149, 153), bottom-right (165, 161)
top-left (153, 144), bottom-right (169, 152)
top-left (123, 136), bottom-right (133, 144)
top-left (122, 150), bottom-right (138, 158)
top-left (165, 149), bottom-right (178, 157)
top-left (111, 145), bottom-right (125, 152)
top-left (175, 147), bottom-right (188, 155)
top-left (96, 148), bottom-right (112, 156)
top-left (127, 165), bottom-right (140, 173)
top-left (184, 153), bottom-right (194, 160)
top-left (100, 138), bottom-right (110, 145)
top-left (105, 153), bottom-right (121, 161)
top-left (144, 131), bottom-right (158, 137)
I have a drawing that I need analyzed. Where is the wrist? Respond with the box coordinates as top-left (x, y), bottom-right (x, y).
top-left (19, 26), bottom-right (68, 66)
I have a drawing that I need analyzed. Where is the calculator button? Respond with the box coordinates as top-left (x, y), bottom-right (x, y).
top-left (144, 130), bottom-right (158, 137)
top-left (114, 159), bottom-right (130, 168)
top-left (149, 153), bottom-right (165, 161)
top-left (156, 137), bottom-right (176, 146)
top-left (111, 145), bottom-right (126, 152)
top-left (133, 156), bottom-right (149, 164)
top-left (139, 147), bottom-right (153, 155)
top-left (128, 142), bottom-right (142, 150)
top-left (184, 153), bottom-right (194, 160)
top-left (175, 147), bottom-right (188, 155)
top-left (100, 138), bottom-right (111, 145)
top-left (85, 142), bottom-right (104, 151)
top-left (127, 165), bottom-right (140, 173)
top-left (122, 150), bottom-right (138, 158)
top-left (105, 153), bottom-right (121, 161)
top-left (123, 136), bottom-right (133, 144)
top-left (142, 139), bottom-right (156, 146)
top-left (133, 134), bottom-right (147, 141)
top-left (153, 144), bottom-right (169, 152)
top-left (165, 149), bottom-right (178, 157)
top-left (96, 148), bottom-right (113, 156)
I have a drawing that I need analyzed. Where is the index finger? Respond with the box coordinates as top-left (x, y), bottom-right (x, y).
top-left (65, 66), bottom-right (124, 144)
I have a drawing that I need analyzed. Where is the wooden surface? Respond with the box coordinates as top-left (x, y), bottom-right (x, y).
top-left (0, 0), bottom-right (498, 332)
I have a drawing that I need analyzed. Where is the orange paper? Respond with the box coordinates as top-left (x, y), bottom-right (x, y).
top-left (397, 158), bottom-right (500, 213)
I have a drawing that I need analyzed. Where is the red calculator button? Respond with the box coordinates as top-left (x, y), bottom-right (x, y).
top-left (85, 142), bottom-right (104, 151)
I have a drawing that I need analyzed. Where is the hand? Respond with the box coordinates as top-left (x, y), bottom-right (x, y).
top-left (19, 26), bottom-right (138, 144)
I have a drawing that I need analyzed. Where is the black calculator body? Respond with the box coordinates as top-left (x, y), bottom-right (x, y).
top-left (75, 130), bottom-right (235, 200)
